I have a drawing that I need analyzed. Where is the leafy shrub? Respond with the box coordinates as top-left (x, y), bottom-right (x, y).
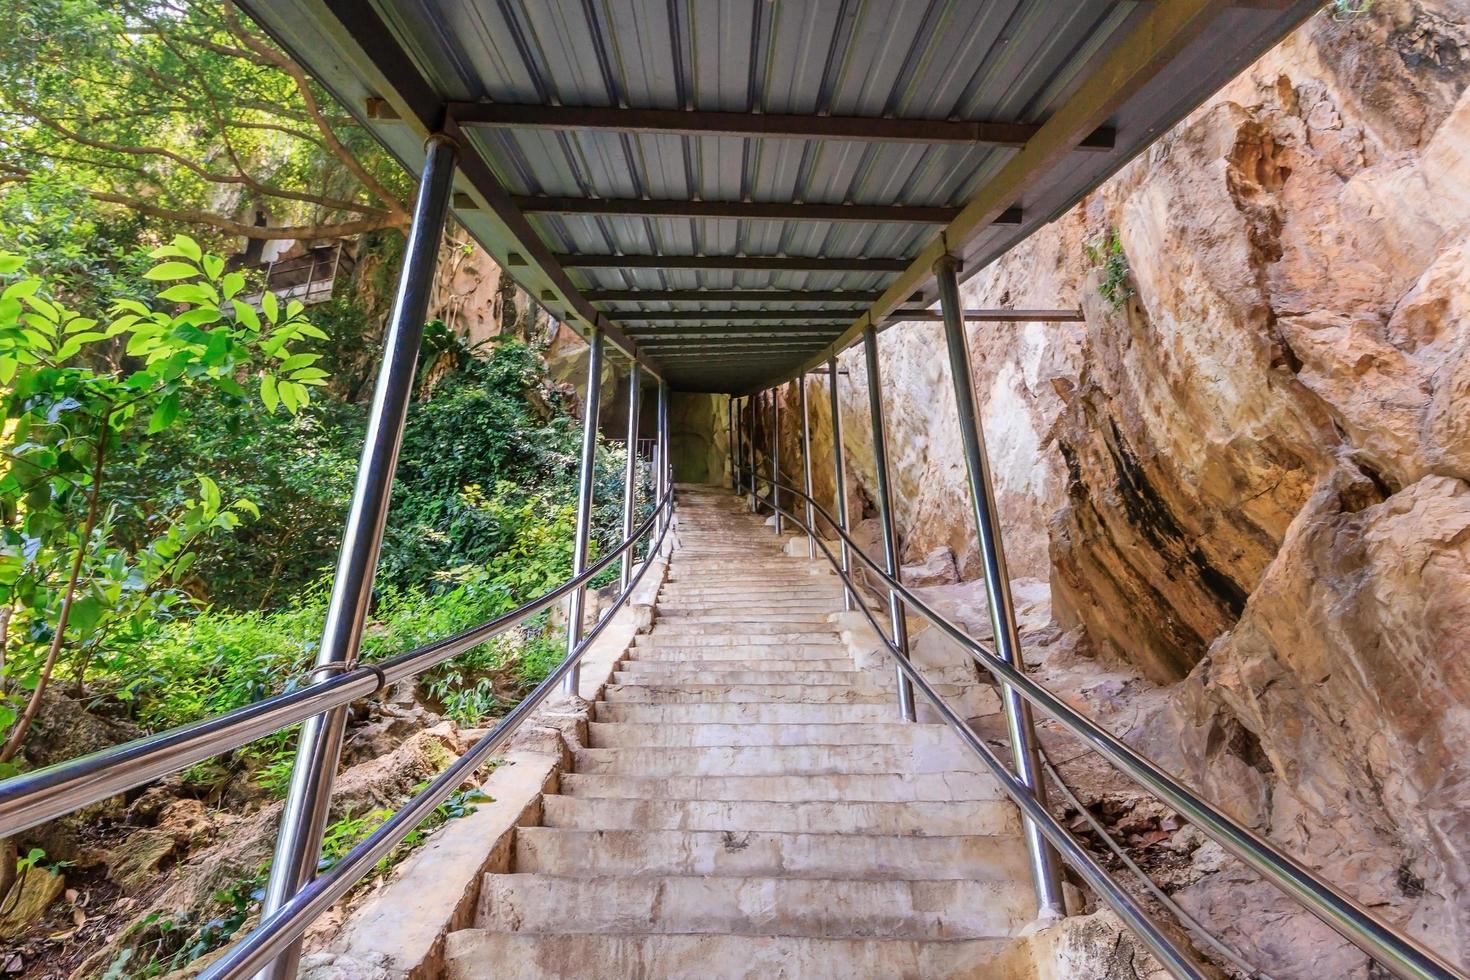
top-left (1083, 229), bottom-right (1135, 311)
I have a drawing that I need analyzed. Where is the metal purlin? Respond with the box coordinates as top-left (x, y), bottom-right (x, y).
top-left (256, 133), bottom-right (459, 980)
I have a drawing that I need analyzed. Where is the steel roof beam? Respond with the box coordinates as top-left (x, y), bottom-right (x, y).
top-left (586, 290), bottom-right (881, 304)
top-left (780, 0), bottom-right (1248, 392)
top-left (555, 254), bottom-right (910, 272)
top-left (448, 103), bottom-right (1115, 151)
top-left (616, 309), bottom-right (1077, 323)
top-left (514, 197), bottom-right (1023, 225)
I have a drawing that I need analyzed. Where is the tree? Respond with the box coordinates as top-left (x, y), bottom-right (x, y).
top-left (0, 0), bottom-right (410, 245)
top-left (0, 233), bottom-right (329, 773)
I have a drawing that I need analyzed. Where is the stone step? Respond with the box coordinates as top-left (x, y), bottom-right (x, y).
top-left (592, 701), bottom-right (904, 724)
top-left (654, 599), bottom-right (839, 613)
top-left (642, 625), bottom-right (839, 641)
top-left (618, 657), bottom-right (858, 674)
top-left (514, 828), bottom-right (1027, 880)
top-left (610, 668), bottom-right (873, 687)
top-left (635, 633), bottom-right (843, 649)
top-left (586, 721), bottom-right (953, 749)
top-left (571, 742), bottom-right (985, 778)
top-left (443, 931), bottom-right (1015, 980)
top-left (652, 612), bottom-right (835, 627)
top-left (557, 771), bottom-right (1007, 803)
top-left (474, 873), bottom-right (1027, 940)
top-left (658, 585), bottom-right (840, 598)
top-left (601, 683), bottom-right (893, 705)
top-left (540, 795), bottom-right (1016, 836)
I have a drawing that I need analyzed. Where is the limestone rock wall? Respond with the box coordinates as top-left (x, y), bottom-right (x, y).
top-left (772, 2), bottom-right (1470, 969)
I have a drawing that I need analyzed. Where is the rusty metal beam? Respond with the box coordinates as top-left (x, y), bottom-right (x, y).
top-left (449, 102), bottom-right (1115, 151)
top-left (618, 308), bottom-right (1077, 323)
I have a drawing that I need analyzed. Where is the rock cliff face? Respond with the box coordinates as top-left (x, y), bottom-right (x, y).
top-left (769, 2), bottom-right (1470, 971)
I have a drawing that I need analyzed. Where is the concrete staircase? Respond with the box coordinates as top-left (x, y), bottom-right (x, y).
top-left (443, 486), bottom-right (1033, 978)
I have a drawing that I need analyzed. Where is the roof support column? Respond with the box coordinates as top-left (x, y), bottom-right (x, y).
top-left (655, 380), bottom-right (671, 535)
top-left (827, 356), bottom-right (854, 612)
top-left (618, 365), bottom-right (641, 592)
top-left (935, 253), bottom-right (1066, 918)
top-left (257, 133), bottom-right (459, 980)
top-left (770, 389), bottom-right (783, 534)
top-left (862, 325), bottom-right (916, 722)
top-left (746, 396), bottom-right (757, 512)
top-left (798, 374), bottom-right (816, 560)
top-left (561, 329), bottom-right (605, 697)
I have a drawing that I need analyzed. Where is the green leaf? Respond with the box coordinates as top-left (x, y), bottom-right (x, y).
top-left (296, 323), bottom-right (330, 341)
top-left (55, 332), bottom-right (107, 362)
top-left (198, 475), bottom-right (221, 511)
top-left (202, 255), bottom-right (225, 280)
top-left (0, 357), bottom-right (16, 384)
top-left (147, 392), bottom-right (180, 433)
top-left (221, 271), bottom-right (246, 300)
top-left (260, 373), bottom-right (280, 413)
top-left (232, 497), bottom-right (260, 519)
top-left (0, 255), bottom-right (23, 275)
top-left (156, 283), bottom-right (217, 305)
top-left (279, 352), bottom-right (320, 371)
top-left (279, 379), bottom-right (302, 414)
top-left (260, 291), bottom-right (279, 325)
top-left (231, 300), bottom-right (260, 331)
top-left (1, 278), bottom-right (40, 301)
top-left (144, 262), bottom-right (202, 282)
top-left (63, 316), bottom-right (98, 335)
top-left (68, 594), bottom-right (105, 637)
top-left (172, 235), bottom-right (202, 262)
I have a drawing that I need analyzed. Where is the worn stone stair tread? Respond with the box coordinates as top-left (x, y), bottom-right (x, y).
top-left (442, 931), bottom-right (1018, 980)
top-left (610, 668), bottom-right (876, 687)
top-left (585, 720), bottom-right (964, 748)
top-left (618, 657), bottom-right (858, 673)
top-left (514, 828), bottom-right (1028, 879)
top-left (571, 743), bottom-right (988, 776)
top-left (592, 701), bottom-right (910, 724)
top-left (557, 771), bottom-right (1006, 802)
top-left (474, 873), bottom-right (1029, 939)
top-left (601, 683), bottom-right (895, 704)
top-left (539, 795), bottom-right (1018, 835)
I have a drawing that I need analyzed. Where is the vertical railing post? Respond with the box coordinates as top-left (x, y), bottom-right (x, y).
top-left (746, 395), bottom-right (757, 511)
top-left (862, 325), bottom-right (916, 722)
top-left (561, 329), bottom-right (605, 697)
top-left (935, 253), bottom-right (1066, 918)
top-left (657, 380), bottom-right (670, 530)
top-left (827, 357), bottom-right (854, 611)
top-left (771, 387), bottom-right (783, 535)
top-left (256, 133), bottom-right (458, 980)
top-left (798, 373), bottom-right (815, 559)
top-left (729, 396), bottom-right (740, 490)
top-left (618, 364), bottom-right (641, 592)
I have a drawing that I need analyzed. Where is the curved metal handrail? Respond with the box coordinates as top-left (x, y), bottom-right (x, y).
top-left (747, 469), bottom-right (1462, 980)
top-left (199, 497), bottom-right (676, 978)
top-left (752, 491), bottom-right (1205, 978)
top-left (0, 490), bottom-right (673, 839)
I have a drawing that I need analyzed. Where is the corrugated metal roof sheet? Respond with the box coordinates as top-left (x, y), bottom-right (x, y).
top-left (239, 0), bottom-right (1324, 392)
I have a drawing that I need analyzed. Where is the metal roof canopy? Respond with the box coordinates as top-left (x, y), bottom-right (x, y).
top-left (239, 0), bottom-right (1322, 394)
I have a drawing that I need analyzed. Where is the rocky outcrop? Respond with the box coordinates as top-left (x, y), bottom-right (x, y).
top-left (775, 2), bottom-right (1470, 972)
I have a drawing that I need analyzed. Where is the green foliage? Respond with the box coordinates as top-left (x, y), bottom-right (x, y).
top-left (0, 235), bottom-right (325, 766)
top-left (1083, 229), bottom-right (1134, 311)
top-left (1330, 0), bottom-right (1373, 19)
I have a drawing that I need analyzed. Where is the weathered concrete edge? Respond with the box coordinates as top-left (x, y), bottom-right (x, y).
top-left (301, 538), bottom-right (674, 980)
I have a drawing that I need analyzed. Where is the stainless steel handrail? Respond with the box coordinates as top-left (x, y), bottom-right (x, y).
top-left (749, 491), bottom-right (1205, 978)
top-left (745, 470), bottom-right (1464, 980)
top-left (199, 498), bottom-right (676, 979)
top-left (0, 490), bottom-right (673, 839)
